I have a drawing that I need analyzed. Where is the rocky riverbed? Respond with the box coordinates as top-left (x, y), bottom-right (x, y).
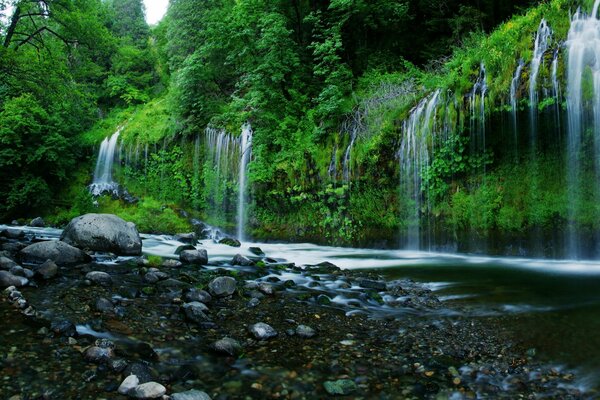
top-left (0, 218), bottom-right (596, 399)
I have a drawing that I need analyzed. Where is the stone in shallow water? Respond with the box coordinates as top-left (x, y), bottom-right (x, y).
top-left (34, 259), bottom-right (58, 280)
top-left (118, 374), bottom-right (139, 395)
top-left (50, 319), bottom-right (76, 337)
top-left (162, 259), bottom-right (183, 268)
top-left (296, 325), bottom-right (316, 338)
top-left (20, 241), bottom-right (89, 265)
top-left (323, 379), bottom-right (357, 395)
top-left (129, 382), bottom-right (166, 399)
top-left (357, 278), bottom-right (387, 291)
top-left (171, 389), bottom-right (212, 400)
top-left (85, 271), bottom-right (112, 286)
top-left (0, 271), bottom-right (28, 288)
top-left (29, 217), bottom-right (45, 227)
top-left (95, 297), bottom-right (114, 313)
top-left (0, 256), bottom-right (18, 270)
top-left (123, 363), bottom-right (155, 384)
top-left (258, 282), bottom-right (274, 295)
top-left (84, 346), bottom-right (114, 363)
top-left (183, 302), bottom-right (210, 324)
top-left (185, 288), bottom-right (212, 304)
top-left (208, 276), bottom-right (236, 297)
top-left (248, 247), bottom-right (265, 257)
top-left (248, 322), bottom-right (278, 340)
top-left (219, 237), bottom-right (241, 247)
top-left (211, 337), bottom-right (242, 357)
top-left (231, 254), bottom-right (254, 266)
top-left (179, 249), bottom-right (208, 265)
top-left (61, 213), bottom-right (142, 255)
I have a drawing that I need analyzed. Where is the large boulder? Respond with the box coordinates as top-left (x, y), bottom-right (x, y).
top-left (20, 241), bottom-right (89, 265)
top-left (60, 214), bottom-right (142, 256)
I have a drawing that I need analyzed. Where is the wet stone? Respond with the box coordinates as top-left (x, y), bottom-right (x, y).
top-left (129, 382), bottom-right (166, 399)
top-left (171, 389), bottom-right (212, 400)
top-left (248, 247), bottom-right (265, 257)
top-left (219, 237), bottom-right (241, 247)
top-left (211, 337), bottom-right (242, 357)
top-left (248, 322), bottom-right (278, 340)
top-left (208, 276), bottom-right (236, 297)
top-left (0, 256), bottom-right (18, 270)
top-left (34, 259), bottom-right (58, 280)
top-left (144, 272), bottom-right (160, 284)
top-left (174, 233), bottom-right (197, 245)
top-left (118, 374), bottom-right (140, 395)
top-left (232, 254), bottom-right (254, 266)
top-left (84, 346), bottom-right (114, 363)
top-left (184, 288), bottom-right (212, 303)
top-left (124, 363), bottom-right (155, 384)
top-left (50, 320), bottom-right (76, 337)
top-left (85, 271), bottom-right (112, 286)
top-left (175, 244), bottom-right (196, 255)
top-left (296, 325), bottom-right (316, 338)
top-left (162, 259), bottom-right (183, 268)
top-left (358, 278), bottom-right (387, 291)
top-left (0, 271), bottom-right (28, 288)
top-left (247, 298), bottom-right (260, 307)
top-left (183, 302), bottom-right (210, 323)
top-left (95, 297), bottom-right (114, 313)
top-left (258, 282), bottom-right (274, 295)
top-left (110, 359), bottom-right (128, 372)
top-left (180, 249), bottom-right (208, 265)
top-left (323, 379), bottom-right (357, 396)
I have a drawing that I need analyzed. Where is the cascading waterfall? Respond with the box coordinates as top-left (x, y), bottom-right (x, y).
top-left (529, 19), bottom-right (553, 143)
top-left (565, 0), bottom-right (600, 258)
top-left (399, 90), bottom-right (441, 249)
top-left (552, 49), bottom-right (561, 133)
top-left (237, 124), bottom-right (253, 241)
top-left (511, 59), bottom-right (525, 146)
top-left (89, 127), bottom-right (122, 196)
top-left (470, 64), bottom-right (487, 155)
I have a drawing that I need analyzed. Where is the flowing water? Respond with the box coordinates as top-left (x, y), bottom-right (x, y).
top-left (529, 19), bottom-right (552, 143)
top-left (89, 128), bottom-right (122, 196)
top-left (510, 59), bottom-right (525, 144)
top-left (237, 124), bottom-right (253, 241)
top-left (565, 0), bottom-right (600, 258)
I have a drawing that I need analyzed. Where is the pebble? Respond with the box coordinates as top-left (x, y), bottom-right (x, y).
top-left (118, 374), bottom-right (140, 395)
top-left (248, 322), bottom-right (278, 340)
top-left (208, 276), bottom-right (236, 297)
top-left (171, 389), bottom-right (212, 400)
top-left (296, 325), bottom-right (316, 338)
top-left (85, 271), bottom-right (112, 286)
top-left (211, 337), bottom-right (242, 356)
top-left (129, 382), bottom-right (166, 399)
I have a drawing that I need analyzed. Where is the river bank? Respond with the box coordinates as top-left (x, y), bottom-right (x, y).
top-left (0, 222), bottom-right (597, 399)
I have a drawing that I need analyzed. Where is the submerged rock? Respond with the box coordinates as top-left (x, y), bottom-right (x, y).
top-left (34, 259), bottom-right (58, 280)
top-left (231, 254), bottom-right (254, 266)
top-left (118, 374), bottom-right (139, 395)
top-left (0, 271), bottom-right (28, 288)
top-left (20, 241), bottom-right (89, 265)
top-left (208, 277), bottom-right (236, 297)
top-left (171, 389), bottom-right (212, 400)
top-left (248, 247), bottom-right (265, 257)
top-left (323, 379), bottom-right (357, 396)
top-left (248, 322), bottom-right (278, 340)
top-left (84, 346), bottom-right (114, 363)
top-left (174, 233), bottom-right (197, 245)
top-left (179, 249), bottom-right (208, 265)
top-left (211, 337), bottom-right (242, 357)
top-left (296, 325), bottom-right (316, 338)
top-left (85, 271), bottom-right (112, 286)
top-left (60, 213), bottom-right (142, 255)
top-left (50, 320), bottom-right (76, 337)
top-left (129, 382), bottom-right (166, 399)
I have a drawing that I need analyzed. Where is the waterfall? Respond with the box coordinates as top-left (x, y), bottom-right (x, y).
top-left (470, 63), bottom-right (487, 154)
top-left (511, 59), bottom-right (525, 145)
top-left (529, 19), bottom-right (553, 142)
top-left (328, 145), bottom-right (338, 181)
top-left (237, 124), bottom-right (253, 241)
top-left (399, 90), bottom-right (441, 249)
top-left (565, 0), bottom-right (600, 258)
top-left (89, 128), bottom-right (122, 196)
top-left (552, 49), bottom-right (561, 133)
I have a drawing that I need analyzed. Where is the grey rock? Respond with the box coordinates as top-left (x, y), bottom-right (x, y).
top-left (29, 217), bottom-right (45, 227)
top-left (211, 337), bottom-right (242, 357)
top-left (258, 282), bottom-right (274, 295)
top-left (219, 237), bottom-right (241, 247)
top-left (34, 260), bottom-right (58, 280)
top-left (184, 288), bottom-right (212, 303)
top-left (50, 320), bottom-right (76, 336)
top-left (20, 241), bottom-right (89, 265)
top-left (144, 272), bottom-right (160, 284)
top-left (175, 244), bottom-right (196, 255)
top-left (296, 325), bottom-right (316, 338)
top-left (323, 379), bottom-right (357, 395)
top-left (231, 254), bottom-right (254, 266)
top-left (157, 278), bottom-right (190, 289)
top-left (171, 389), bottom-right (212, 400)
top-left (123, 363), bottom-right (154, 384)
top-left (162, 259), bottom-right (182, 268)
top-left (86, 271), bottom-right (112, 286)
top-left (84, 346), bottom-right (114, 363)
top-left (248, 322), bottom-right (278, 340)
top-left (179, 249), bottom-right (208, 265)
top-left (0, 256), bottom-right (18, 270)
top-left (129, 382), bottom-right (166, 399)
top-left (1, 228), bottom-right (24, 239)
top-left (118, 374), bottom-right (139, 395)
top-left (60, 213), bottom-right (142, 256)
top-left (208, 276), bottom-right (236, 297)
top-left (247, 298), bottom-right (260, 307)
top-left (0, 271), bottom-right (28, 288)
top-left (174, 233), bottom-right (197, 245)
top-left (358, 279), bottom-right (387, 291)
top-left (248, 247), bottom-right (265, 257)
top-left (95, 297), bottom-right (114, 313)
top-left (183, 302), bottom-right (210, 323)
